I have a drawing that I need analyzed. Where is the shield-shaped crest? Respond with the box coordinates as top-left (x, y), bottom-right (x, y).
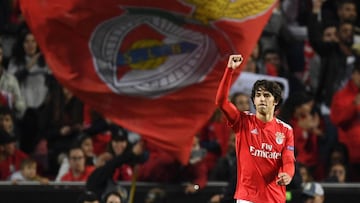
top-left (275, 132), bottom-right (285, 144)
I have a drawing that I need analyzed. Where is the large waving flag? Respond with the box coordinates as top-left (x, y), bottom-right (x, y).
top-left (20, 0), bottom-right (277, 164)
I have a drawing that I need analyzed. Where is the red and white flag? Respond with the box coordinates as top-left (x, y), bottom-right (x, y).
top-left (20, 0), bottom-right (277, 164)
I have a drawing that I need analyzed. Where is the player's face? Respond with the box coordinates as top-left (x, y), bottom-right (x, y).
top-left (253, 88), bottom-right (277, 115)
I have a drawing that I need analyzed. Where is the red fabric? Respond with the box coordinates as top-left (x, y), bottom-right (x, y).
top-left (265, 63), bottom-right (278, 76)
top-left (290, 119), bottom-right (319, 167)
top-left (216, 67), bottom-right (295, 203)
top-left (91, 133), bottom-right (111, 155)
top-left (199, 116), bottom-right (231, 157)
top-left (330, 80), bottom-right (360, 164)
top-left (137, 151), bottom-right (178, 182)
top-left (60, 165), bottom-right (95, 181)
top-left (0, 149), bottom-right (28, 180)
top-left (112, 164), bottom-right (133, 181)
top-left (137, 150), bottom-right (208, 188)
top-left (20, 0), bottom-right (275, 164)
top-left (0, 93), bottom-right (9, 107)
top-left (83, 104), bottom-right (111, 155)
top-left (10, 0), bottom-right (22, 24)
top-left (82, 103), bottom-right (92, 126)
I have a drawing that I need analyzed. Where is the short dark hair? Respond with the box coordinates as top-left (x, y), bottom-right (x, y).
top-left (337, 0), bottom-right (356, 9)
top-left (20, 158), bottom-right (37, 170)
top-left (0, 107), bottom-right (15, 120)
top-left (321, 21), bottom-right (337, 34)
top-left (77, 190), bottom-right (99, 203)
top-left (251, 80), bottom-right (283, 110)
top-left (67, 144), bottom-right (84, 157)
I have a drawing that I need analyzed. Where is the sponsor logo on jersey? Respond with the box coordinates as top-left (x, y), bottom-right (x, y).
top-left (249, 143), bottom-right (282, 159)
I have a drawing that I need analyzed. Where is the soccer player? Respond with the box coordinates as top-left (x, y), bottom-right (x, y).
top-left (215, 54), bottom-right (295, 203)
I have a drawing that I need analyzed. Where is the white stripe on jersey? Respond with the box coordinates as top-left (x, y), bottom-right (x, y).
top-left (275, 118), bottom-right (292, 130)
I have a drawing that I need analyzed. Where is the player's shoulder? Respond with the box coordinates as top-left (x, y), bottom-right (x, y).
top-left (275, 118), bottom-right (293, 130)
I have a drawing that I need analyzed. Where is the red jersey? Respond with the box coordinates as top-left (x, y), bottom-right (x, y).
top-left (331, 80), bottom-right (360, 164)
top-left (61, 166), bottom-right (95, 182)
top-left (216, 68), bottom-right (295, 203)
top-left (113, 164), bottom-right (133, 181)
top-left (0, 149), bottom-right (28, 180)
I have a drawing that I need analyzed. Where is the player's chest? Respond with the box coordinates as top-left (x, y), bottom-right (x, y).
top-left (242, 125), bottom-right (285, 151)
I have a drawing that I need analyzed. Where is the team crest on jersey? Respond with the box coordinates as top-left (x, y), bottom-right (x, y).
top-left (275, 132), bottom-right (285, 144)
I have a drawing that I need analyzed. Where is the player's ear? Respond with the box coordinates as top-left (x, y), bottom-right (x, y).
top-left (273, 99), bottom-right (279, 106)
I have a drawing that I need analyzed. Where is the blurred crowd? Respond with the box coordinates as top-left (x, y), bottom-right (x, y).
top-left (1, 0), bottom-right (360, 203)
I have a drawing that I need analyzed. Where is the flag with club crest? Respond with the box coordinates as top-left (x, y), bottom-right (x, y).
top-left (20, 0), bottom-right (277, 164)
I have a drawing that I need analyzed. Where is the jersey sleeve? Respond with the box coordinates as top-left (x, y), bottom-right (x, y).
top-left (215, 67), bottom-right (240, 125)
top-left (281, 128), bottom-right (295, 177)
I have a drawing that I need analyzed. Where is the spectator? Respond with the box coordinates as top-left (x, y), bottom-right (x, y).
top-left (0, 0), bottom-right (23, 34)
top-left (325, 162), bottom-right (347, 183)
top-left (208, 132), bottom-right (236, 203)
top-left (0, 107), bottom-right (17, 137)
top-left (10, 158), bottom-right (48, 184)
top-left (86, 141), bottom-right (145, 200)
top-left (303, 21), bottom-right (338, 95)
top-left (145, 187), bottom-right (167, 203)
top-left (56, 134), bottom-right (97, 181)
top-left (262, 48), bottom-right (306, 94)
top-left (137, 136), bottom-right (208, 195)
top-left (77, 190), bottom-right (99, 203)
top-left (278, 92), bottom-right (326, 180)
top-left (60, 145), bottom-right (95, 182)
top-left (259, 3), bottom-right (297, 58)
top-left (336, 0), bottom-right (357, 24)
top-left (325, 142), bottom-right (350, 170)
top-left (82, 106), bottom-right (112, 156)
top-left (308, 0), bottom-right (355, 113)
top-left (197, 109), bottom-right (224, 173)
top-left (209, 132), bottom-right (236, 182)
top-left (330, 57), bottom-right (360, 181)
top-left (102, 191), bottom-right (124, 203)
top-left (7, 29), bottom-right (52, 155)
top-left (301, 182), bottom-right (325, 203)
top-left (38, 80), bottom-right (84, 176)
top-left (95, 126), bottom-right (134, 182)
top-left (0, 43), bottom-right (26, 118)
top-left (230, 92), bottom-right (251, 112)
top-left (0, 128), bottom-right (27, 180)
top-left (299, 164), bottom-right (314, 184)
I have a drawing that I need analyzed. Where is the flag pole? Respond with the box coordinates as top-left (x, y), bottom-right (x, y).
top-left (128, 165), bottom-right (138, 203)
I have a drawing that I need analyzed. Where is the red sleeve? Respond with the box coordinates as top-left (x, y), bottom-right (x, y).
top-left (215, 67), bottom-right (240, 124)
top-left (330, 90), bottom-right (358, 127)
top-left (281, 128), bottom-right (295, 178)
top-left (113, 165), bottom-right (133, 181)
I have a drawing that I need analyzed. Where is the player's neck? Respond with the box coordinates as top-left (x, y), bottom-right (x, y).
top-left (256, 111), bottom-right (274, 122)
